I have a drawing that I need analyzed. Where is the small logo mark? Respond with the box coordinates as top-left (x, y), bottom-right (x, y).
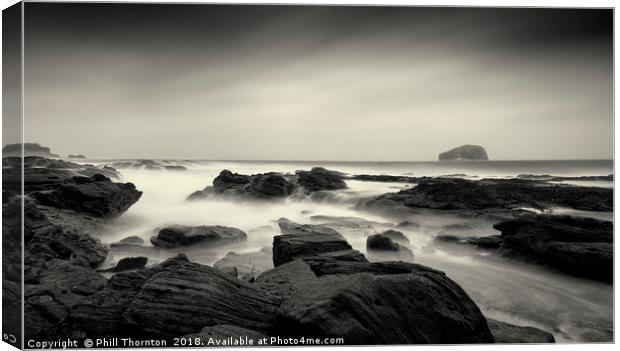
top-left (3, 333), bottom-right (16, 344)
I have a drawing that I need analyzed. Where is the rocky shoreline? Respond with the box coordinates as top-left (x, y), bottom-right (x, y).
top-left (4, 156), bottom-right (614, 344)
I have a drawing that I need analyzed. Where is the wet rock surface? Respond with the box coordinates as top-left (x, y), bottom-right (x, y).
top-left (71, 255), bottom-right (279, 338)
top-left (435, 215), bottom-right (612, 282)
top-left (32, 174), bottom-right (142, 218)
top-left (360, 178), bottom-right (612, 213)
top-left (494, 215), bottom-right (613, 282)
top-left (190, 167), bottom-right (347, 201)
top-left (3, 160), bottom-right (143, 340)
top-left (273, 219), bottom-right (359, 266)
top-left (150, 225), bottom-right (247, 248)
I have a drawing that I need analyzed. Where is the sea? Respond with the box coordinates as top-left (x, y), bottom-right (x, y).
top-left (78, 159), bottom-right (613, 342)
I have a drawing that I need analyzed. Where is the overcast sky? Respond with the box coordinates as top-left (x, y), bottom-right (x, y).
top-left (18, 4), bottom-right (612, 160)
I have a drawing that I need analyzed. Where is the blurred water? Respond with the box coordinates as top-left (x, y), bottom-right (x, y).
top-left (84, 159), bottom-right (612, 343)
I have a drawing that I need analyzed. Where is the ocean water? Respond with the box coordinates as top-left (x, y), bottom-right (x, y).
top-left (82, 159), bottom-right (613, 342)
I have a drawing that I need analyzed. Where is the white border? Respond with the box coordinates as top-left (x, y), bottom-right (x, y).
top-left (0, 1), bottom-right (616, 351)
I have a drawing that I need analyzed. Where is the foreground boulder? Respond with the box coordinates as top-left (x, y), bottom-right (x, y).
top-left (439, 144), bottom-right (488, 161)
top-left (494, 215), bottom-right (612, 282)
top-left (487, 319), bottom-right (555, 343)
top-left (150, 225), bottom-right (247, 248)
top-left (32, 174), bottom-right (142, 218)
top-left (257, 257), bottom-right (494, 344)
top-left (262, 219), bottom-right (492, 343)
top-left (71, 255), bottom-right (279, 338)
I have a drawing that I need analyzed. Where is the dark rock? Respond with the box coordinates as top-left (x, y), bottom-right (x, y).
top-left (256, 258), bottom-right (493, 344)
top-left (71, 255), bottom-right (279, 338)
top-left (487, 319), bottom-right (555, 343)
top-left (367, 234), bottom-right (400, 251)
top-left (3, 142), bottom-right (59, 157)
top-left (246, 173), bottom-right (295, 198)
top-left (150, 225), bottom-right (247, 248)
top-left (273, 219), bottom-right (355, 266)
top-left (31, 174), bottom-right (142, 218)
top-left (379, 230), bottom-right (410, 244)
top-left (24, 200), bottom-right (108, 268)
top-left (439, 145), bottom-right (488, 161)
top-left (217, 266), bottom-right (239, 278)
top-left (297, 167), bottom-right (347, 192)
top-left (110, 236), bottom-right (145, 247)
top-left (68, 154), bottom-right (86, 159)
top-left (213, 247), bottom-right (273, 281)
top-left (494, 215), bottom-right (612, 282)
top-left (350, 174), bottom-right (421, 183)
top-left (25, 260), bottom-right (107, 339)
top-left (517, 174), bottom-right (613, 182)
top-left (361, 178), bottom-right (612, 212)
top-left (213, 170), bottom-right (251, 194)
top-left (98, 257), bottom-right (148, 273)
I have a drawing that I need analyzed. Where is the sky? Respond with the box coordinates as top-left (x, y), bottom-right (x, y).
top-left (15, 3), bottom-right (613, 160)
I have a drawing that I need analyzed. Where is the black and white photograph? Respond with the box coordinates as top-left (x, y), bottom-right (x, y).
top-left (1, 0), bottom-right (615, 348)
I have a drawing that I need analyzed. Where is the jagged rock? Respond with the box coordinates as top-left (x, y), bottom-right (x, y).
top-left (24, 200), bottom-right (108, 268)
top-left (487, 319), bottom-right (555, 343)
top-left (25, 260), bottom-right (107, 339)
top-left (150, 225), bottom-right (247, 248)
top-left (213, 170), bottom-right (251, 194)
top-left (31, 174), bottom-right (142, 218)
top-left (494, 215), bottom-right (612, 282)
top-left (98, 257), bottom-right (148, 273)
top-left (297, 167), bottom-right (347, 192)
top-left (246, 173), bottom-right (295, 198)
top-left (439, 145), bottom-right (489, 161)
